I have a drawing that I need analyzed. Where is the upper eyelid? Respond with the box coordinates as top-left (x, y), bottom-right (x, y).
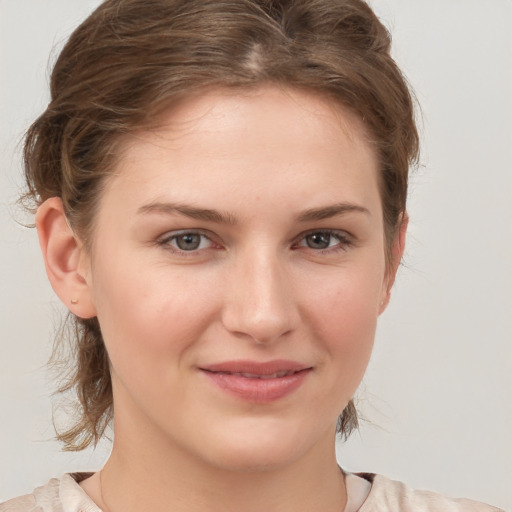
top-left (157, 230), bottom-right (218, 252)
top-left (292, 229), bottom-right (355, 252)
top-left (294, 228), bottom-right (352, 242)
top-left (156, 228), bottom-right (353, 248)
top-left (159, 228), bottom-right (213, 242)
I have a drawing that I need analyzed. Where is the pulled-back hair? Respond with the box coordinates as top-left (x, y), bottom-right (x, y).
top-left (23, 0), bottom-right (419, 450)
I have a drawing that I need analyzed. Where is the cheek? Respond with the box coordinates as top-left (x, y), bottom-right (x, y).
top-left (90, 259), bottom-right (218, 387)
top-left (301, 260), bottom-right (384, 381)
top-left (321, 286), bottom-right (378, 363)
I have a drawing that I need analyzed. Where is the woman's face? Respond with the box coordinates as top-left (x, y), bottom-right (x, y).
top-left (81, 87), bottom-right (395, 471)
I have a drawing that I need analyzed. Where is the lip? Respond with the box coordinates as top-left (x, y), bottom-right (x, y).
top-left (199, 360), bottom-right (312, 403)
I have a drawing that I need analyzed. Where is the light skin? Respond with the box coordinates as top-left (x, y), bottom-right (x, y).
top-left (37, 87), bottom-right (406, 512)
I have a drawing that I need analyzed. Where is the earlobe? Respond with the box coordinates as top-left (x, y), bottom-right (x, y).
top-left (379, 213), bottom-right (408, 314)
top-left (36, 197), bottom-right (97, 318)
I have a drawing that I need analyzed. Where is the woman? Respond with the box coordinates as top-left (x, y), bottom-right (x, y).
top-left (0, 0), bottom-right (505, 511)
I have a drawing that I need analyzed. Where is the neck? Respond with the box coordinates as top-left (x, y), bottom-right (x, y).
top-left (98, 423), bottom-right (346, 512)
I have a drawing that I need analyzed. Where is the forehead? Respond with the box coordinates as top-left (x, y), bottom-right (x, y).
top-left (104, 86), bottom-right (380, 213)
top-left (137, 86), bottom-right (372, 152)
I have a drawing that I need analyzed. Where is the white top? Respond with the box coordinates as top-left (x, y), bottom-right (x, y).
top-left (345, 472), bottom-right (372, 512)
top-left (0, 472), bottom-right (504, 512)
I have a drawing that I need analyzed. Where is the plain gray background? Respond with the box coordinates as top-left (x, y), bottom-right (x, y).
top-left (1, 0), bottom-right (511, 509)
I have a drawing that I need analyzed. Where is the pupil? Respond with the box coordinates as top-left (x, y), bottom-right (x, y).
top-left (177, 234), bottom-right (201, 250)
top-left (307, 233), bottom-right (330, 249)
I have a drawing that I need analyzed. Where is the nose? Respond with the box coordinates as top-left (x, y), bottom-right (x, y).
top-left (221, 247), bottom-right (299, 344)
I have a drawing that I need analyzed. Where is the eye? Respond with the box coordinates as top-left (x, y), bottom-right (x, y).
top-left (297, 230), bottom-right (352, 251)
top-left (160, 231), bottom-right (214, 252)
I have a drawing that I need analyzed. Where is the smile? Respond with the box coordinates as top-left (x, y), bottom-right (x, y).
top-left (199, 360), bottom-right (312, 403)
top-left (213, 370), bottom-right (299, 379)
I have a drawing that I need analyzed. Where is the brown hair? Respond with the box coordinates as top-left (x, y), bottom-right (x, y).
top-left (23, 0), bottom-right (419, 450)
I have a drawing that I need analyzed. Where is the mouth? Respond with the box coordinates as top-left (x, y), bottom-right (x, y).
top-left (209, 369), bottom-right (301, 379)
top-left (199, 360), bottom-right (312, 403)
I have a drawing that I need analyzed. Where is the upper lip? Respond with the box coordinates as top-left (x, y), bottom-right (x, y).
top-left (200, 359), bottom-right (311, 378)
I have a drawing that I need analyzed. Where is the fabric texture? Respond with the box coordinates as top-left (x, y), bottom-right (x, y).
top-left (345, 472), bottom-right (372, 512)
top-left (356, 474), bottom-right (505, 512)
top-left (0, 472), bottom-right (505, 512)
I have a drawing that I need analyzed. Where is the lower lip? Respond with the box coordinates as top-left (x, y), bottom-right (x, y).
top-left (201, 369), bottom-right (310, 403)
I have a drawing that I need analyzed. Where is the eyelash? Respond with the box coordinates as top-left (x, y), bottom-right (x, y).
top-left (157, 230), bottom-right (218, 255)
top-left (293, 229), bottom-right (353, 253)
top-left (157, 229), bottom-right (353, 256)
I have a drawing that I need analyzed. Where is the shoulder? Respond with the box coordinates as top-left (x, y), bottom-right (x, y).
top-left (0, 478), bottom-right (61, 512)
top-left (358, 473), bottom-right (505, 512)
top-left (0, 474), bottom-right (96, 512)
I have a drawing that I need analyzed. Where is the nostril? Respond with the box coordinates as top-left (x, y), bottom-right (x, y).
top-left (221, 308), bottom-right (295, 345)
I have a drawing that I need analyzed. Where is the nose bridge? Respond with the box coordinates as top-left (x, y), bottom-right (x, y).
top-left (222, 243), bottom-right (296, 343)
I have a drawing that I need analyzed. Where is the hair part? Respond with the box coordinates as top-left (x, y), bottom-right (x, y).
top-left (24, 0), bottom-right (418, 450)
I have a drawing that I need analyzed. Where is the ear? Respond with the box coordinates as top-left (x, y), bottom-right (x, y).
top-left (379, 213), bottom-right (408, 314)
top-left (36, 197), bottom-right (97, 318)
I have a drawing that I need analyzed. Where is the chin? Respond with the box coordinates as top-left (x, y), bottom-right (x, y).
top-left (195, 418), bottom-right (333, 473)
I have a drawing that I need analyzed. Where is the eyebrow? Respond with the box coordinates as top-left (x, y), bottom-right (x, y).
top-left (137, 202), bottom-right (237, 224)
top-left (297, 203), bottom-right (370, 222)
top-left (137, 201), bottom-right (369, 224)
